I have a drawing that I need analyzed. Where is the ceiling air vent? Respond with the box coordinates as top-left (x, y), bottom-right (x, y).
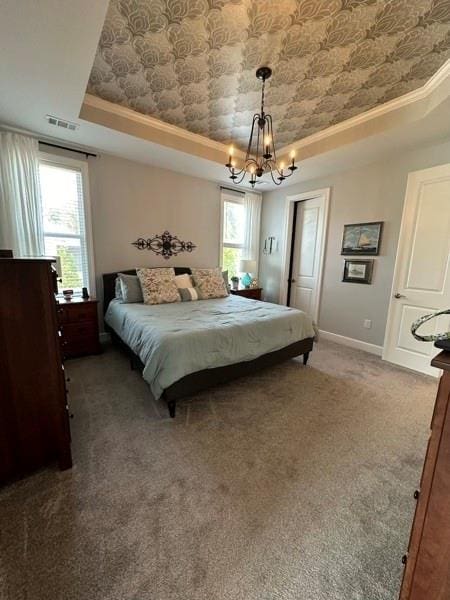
top-left (45, 115), bottom-right (79, 131)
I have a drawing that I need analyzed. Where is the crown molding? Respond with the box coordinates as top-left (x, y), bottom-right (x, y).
top-left (279, 59), bottom-right (450, 160)
top-left (82, 94), bottom-right (226, 151)
top-left (80, 94), bottom-right (246, 164)
top-left (80, 60), bottom-right (450, 168)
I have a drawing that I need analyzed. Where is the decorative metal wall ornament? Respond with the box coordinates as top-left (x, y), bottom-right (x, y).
top-left (131, 231), bottom-right (196, 259)
top-left (225, 67), bottom-right (297, 188)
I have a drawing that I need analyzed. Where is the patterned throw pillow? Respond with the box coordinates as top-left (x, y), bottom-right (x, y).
top-left (179, 287), bottom-right (199, 302)
top-left (136, 267), bottom-right (180, 305)
top-left (191, 268), bottom-right (228, 300)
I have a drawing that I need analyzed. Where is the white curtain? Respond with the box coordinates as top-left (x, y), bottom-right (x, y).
top-left (0, 132), bottom-right (44, 256)
top-left (243, 191), bottom-right (262, 275)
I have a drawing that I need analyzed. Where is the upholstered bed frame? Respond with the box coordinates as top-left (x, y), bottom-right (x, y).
top-left (102, 268), bottom-right (314, 417)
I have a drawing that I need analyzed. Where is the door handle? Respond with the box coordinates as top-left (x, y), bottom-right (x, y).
top-left (291, 278), bottom-right (296, 283)
top-left (394, 293), bottom-right (406, 299)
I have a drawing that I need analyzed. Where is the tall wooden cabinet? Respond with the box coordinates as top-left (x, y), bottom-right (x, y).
top-left (399, 351), bottom-right (450, 599)
top-left (0, 258), bottom-right (72, 484)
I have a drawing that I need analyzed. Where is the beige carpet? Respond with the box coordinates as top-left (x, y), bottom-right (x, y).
top-left (0, 340), bottom-right (437, 600)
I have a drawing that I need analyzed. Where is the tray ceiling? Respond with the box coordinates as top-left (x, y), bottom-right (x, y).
top-left (87, 0), bottom-right (450, 151)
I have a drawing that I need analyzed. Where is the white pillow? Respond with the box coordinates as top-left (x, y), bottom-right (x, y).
top-left (174, 273), bottom-right (194, 289)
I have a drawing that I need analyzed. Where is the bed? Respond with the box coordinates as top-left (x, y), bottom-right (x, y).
top-left (103, 268), bottom-right (315, 417)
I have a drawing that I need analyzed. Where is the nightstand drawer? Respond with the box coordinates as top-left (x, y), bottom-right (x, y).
top-left (62, 303), bottom-right (98, 324)
top-left (61, 321), bottom-right (98, 342)
top-left (57, 299), bottom-right (100, 358)
top-left (230, 287), bottom-right (262, 300)
top-left (63, 337), bottom-right (100, 359)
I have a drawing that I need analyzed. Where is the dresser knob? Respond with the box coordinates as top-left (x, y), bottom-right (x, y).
top-left (413, 489), bottom-right (420, 500)
top-left (402, 554), bottom-right (408, 565)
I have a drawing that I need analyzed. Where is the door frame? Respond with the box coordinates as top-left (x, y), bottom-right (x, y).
top-left (279, 187), bottom-right (330, 324)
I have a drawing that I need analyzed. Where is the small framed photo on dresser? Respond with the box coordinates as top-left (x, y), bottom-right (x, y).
top-left (342, 259), bottom-right (373, 284)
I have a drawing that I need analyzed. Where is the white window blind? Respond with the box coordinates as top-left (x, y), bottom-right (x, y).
top-left (39, 161), bottom-right (90, 294)
top-left (221, 193), bottom-right (245, 278)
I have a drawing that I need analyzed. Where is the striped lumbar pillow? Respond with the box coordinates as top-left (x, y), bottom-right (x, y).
top-left (179, 287), bottom-right (199, 302)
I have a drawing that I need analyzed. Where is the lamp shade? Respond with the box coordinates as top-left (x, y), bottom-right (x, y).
top-left (53, 255), bottom-right (62, 277)
top-left (239, 259), bottom-right (256, 273)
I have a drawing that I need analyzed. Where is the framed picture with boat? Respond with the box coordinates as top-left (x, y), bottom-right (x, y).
top-left (341, 221), bottom-right (383, 255)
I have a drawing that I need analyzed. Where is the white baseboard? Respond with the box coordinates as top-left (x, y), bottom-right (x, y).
top-left (99, 332), bottom-right (111, 343)
top-left (318, 330), bottom-right (383, 356)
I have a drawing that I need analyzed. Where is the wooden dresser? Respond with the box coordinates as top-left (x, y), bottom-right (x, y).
top-left (0, 258), bottom-right (72, 484)
top-left (57, 297), bottom-right (100, 359)
top-left (399, 351), bottom-right (450, 599)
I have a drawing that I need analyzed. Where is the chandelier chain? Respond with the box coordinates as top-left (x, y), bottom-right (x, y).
top-left (260, 78), bottom-right (266, 117)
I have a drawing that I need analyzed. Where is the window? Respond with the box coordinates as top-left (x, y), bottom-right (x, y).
top-left (221, 194), bottom-right (246, 278)
top-left (39, 157), bottom-right (92, 294)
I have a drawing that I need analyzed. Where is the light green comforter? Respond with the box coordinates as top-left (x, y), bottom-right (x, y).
top-left (105, 295), bottom-right (315, 399)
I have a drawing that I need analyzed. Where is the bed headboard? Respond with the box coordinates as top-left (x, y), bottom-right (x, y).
top-left (102, 267), bottom-right (192, 314)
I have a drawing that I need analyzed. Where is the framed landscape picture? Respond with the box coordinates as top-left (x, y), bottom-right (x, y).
top-left (341, 221), bottom-right (383, 255)
top-left (342, 259), bottom-right (373, 284)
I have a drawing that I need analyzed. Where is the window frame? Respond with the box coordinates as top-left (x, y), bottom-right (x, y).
top-left (219, 193), bottom-right (245, 272)
top-left (39, 152), bottom-right (96, 297)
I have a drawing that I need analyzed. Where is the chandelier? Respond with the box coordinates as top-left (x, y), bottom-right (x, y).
top-left (225, 66), bottom-right (297, 188)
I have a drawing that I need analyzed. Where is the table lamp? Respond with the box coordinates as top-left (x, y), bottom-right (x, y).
top-left (239, 259), bottom-right (256, 288)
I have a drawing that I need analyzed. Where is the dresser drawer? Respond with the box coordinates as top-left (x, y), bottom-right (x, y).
top-left (57, 305), bottom-right (69, 324)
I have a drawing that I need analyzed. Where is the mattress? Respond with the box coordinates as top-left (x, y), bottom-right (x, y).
top-left (105, 294), bottom-right (316, 400)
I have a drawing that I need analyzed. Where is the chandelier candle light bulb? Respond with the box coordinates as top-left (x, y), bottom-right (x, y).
top-left (264, 135), bottom-right (271, 159)
top-left (224, 67), bottom-right (298, 187)
top-left (227, 145), bottom-right (234, 168)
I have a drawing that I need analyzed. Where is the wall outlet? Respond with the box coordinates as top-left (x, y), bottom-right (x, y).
top-left (364, 319), bottom-right (372, 329)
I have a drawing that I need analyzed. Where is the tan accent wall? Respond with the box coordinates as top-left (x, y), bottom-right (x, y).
top-left (42, 146), bottom-right (222, 316)
top-left (88, 154), bottom-right (221, 308)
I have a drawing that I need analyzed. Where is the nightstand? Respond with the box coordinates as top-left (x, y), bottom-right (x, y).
top-left (57, 297), bottom-right (101, 359)
top-left (230, 287), bottom-right (263, 300)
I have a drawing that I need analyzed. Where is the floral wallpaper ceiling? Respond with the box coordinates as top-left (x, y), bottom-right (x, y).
top-left (87, 0), bottom-right (450, 150)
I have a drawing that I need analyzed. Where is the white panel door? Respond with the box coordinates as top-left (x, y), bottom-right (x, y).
top-left (383, 163), bottom-right (450, 376)
top-left (289, 196), bottom-right (326, 322)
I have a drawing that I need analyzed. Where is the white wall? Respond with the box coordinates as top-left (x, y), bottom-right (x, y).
top-left (260, 138), bottom-right (450, 347)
